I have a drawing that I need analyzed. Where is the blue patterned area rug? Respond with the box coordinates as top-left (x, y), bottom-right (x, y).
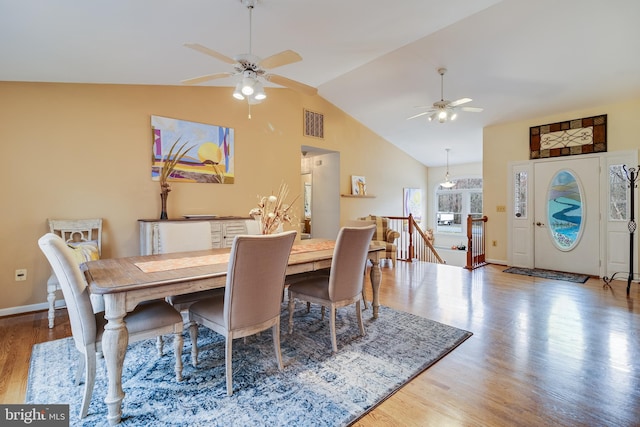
top-left (26, 305), bottom-right (471, 426)
top-left (503, 267), bottom-right (590, 283)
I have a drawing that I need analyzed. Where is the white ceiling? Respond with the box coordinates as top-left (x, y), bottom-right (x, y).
top-left (2, 0), bottom-right (640, 167)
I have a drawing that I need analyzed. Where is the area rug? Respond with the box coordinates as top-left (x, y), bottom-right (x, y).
top-left (503, 267), bottom-right (589, 283)
top-left (26, 305), bottom-right (471, 426)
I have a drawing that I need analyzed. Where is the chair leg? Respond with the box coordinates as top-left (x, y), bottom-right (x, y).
top-left (330, 306), bottom-right (338, 353)
top-left (320, 305), bottom-right (325, 320)
top-left (156, 336), bottom-right (164, 356)
top-left (225, 337), bottom-right (233, 396)
top-left (306, 301), bottom-right (311, 313)
top-left (189, 323), bottom-right (199, 367)
top-left (173, 330), bottom-right (183, 382)
top-left (75, 354), bottom-right (85, 385)
top-left (356, 301), bottom-right (365, 337)
top-left (272, 321), bottom-right (284, 371)
top-left (47, 287), bottom-right (56, 329)
top-left (288, 293), bottom-right (295, 334)
top-left (79, 348), bottom-right (96, 418)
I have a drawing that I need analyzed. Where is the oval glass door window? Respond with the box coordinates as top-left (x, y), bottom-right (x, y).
top-left (547, 170), bottom-right (584, 251)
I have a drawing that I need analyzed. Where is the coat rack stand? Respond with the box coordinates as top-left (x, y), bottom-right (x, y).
top-left (603, 164), bottom-right (639, 295)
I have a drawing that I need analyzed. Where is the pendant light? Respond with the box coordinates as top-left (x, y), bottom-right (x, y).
top-left (441, 148), bottom-right (456, 188)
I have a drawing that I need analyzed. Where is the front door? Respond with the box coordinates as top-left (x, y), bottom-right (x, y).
top-left (533, 157), bottom-right (600, 275)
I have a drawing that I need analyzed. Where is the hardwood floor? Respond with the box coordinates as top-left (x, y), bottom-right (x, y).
top-left (2, 262), bottom-right (639, 426)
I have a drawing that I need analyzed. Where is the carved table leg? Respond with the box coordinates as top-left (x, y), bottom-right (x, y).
top-left (369, 258), bottom-right (382, 318)
top-left (102, 294), bottom-right (128, 425)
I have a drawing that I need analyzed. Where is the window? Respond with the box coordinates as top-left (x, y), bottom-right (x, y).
top-left (514, 171), bottom-right (528, 218)
top-left (436, 178), bottom-right (483, 234)
top-left (609, 164), bottom-right (628, 221)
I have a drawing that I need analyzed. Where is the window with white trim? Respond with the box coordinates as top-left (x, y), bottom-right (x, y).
top-left (436, 178), bottom-right (483, 234)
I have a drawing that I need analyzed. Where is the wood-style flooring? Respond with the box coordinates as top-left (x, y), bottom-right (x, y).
top-left (1, 262), bottom-right (639, 426)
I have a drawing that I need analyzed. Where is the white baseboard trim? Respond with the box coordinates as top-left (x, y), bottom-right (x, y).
top-left (0, 299), bottom-right (66, 317)
top-left (486, 258), bottom-right (507, 266)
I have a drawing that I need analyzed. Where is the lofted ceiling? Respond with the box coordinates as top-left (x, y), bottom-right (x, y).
top-left (2, 0), bottom-right (640, 167)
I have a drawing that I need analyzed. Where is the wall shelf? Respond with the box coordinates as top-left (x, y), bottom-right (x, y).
top-left (341, 194), bottom-right (376, 198)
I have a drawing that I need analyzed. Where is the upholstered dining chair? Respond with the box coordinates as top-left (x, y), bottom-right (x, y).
top-left (188, 230), bottom-right (297, 396)
top-left (46, 218), bottom-right (104, 328)
top-left (38, 233), bottom-right (184, 419)
top-left (287, 225), bottom-right (376, 353)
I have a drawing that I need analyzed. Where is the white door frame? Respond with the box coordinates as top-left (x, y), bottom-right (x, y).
top-left (507, 150), bottom-right (638, 278)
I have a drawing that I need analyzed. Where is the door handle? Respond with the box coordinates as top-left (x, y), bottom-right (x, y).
top-left (535, 221), bottom-right (545, 227)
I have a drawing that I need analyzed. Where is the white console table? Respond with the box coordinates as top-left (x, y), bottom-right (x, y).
top-left (138, 217), bottom-right (254, 255)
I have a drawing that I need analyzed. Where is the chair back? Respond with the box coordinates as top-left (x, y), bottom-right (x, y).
top-left (328, 225), bottom-right (376, 301)
top-left (48, 218), bottom-right (103, 256)
top-left (38, 233), bottom-right (97, 349)
top-left (224, 231), bottom-right (297, 330)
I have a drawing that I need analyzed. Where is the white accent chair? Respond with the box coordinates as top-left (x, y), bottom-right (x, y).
top-left (288, 225), bottom-right (376, 353)
top-left (46, 219), bottom-right (104, 328)
top-left (188, 231), bottom-right (297, 396)
top-left (38, 233), bottom-right (184, 419)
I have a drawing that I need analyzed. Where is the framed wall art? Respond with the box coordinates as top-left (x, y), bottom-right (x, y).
top-left (529, 114), bottom-right (606, 159)
top-left (351, 175), bottom-right (367, 195)
top-left (403, 188), bottom-right (423, 223)
top-left (151, 115), bottom-right (235, 184)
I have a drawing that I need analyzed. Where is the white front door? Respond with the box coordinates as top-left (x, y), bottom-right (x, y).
top-left (533, 157), bottom-right (600, 275)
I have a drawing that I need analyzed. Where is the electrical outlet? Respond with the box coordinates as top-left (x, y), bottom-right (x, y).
top-left (15, 269), bottom-right (27, 281)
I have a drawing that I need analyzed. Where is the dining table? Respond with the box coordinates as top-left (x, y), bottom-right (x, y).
top-left (84, 238), bottom-right (384, 425)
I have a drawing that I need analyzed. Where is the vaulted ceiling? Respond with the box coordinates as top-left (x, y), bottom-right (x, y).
top-left (2, 0), bottom-right (639, 167)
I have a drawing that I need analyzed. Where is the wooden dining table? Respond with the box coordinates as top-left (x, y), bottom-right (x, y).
top-left (84, 238), bottom-right (384, 425)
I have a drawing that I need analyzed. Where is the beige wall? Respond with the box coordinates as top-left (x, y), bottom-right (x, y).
top-left (0, 82), bottom-right (427, 312)
top-left (483, 97), bottom-right (640, 264)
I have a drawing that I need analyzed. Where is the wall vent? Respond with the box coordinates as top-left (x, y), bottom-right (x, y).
top-left (303, 109), bottom-right (324, 139)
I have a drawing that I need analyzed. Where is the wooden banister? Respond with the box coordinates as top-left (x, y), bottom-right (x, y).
top-left (465, 215), bottom-right (488, 270)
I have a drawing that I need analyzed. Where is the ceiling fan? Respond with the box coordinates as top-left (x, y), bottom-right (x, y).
top-left (181, 0), bottom-right (317, 103)
top-left (407, 68), bottom-right (483, 123)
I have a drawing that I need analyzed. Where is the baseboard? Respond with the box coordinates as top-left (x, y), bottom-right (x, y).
top-left (486, 258), bottom-right (507, 266)
top-left (0, 299), bottom-right (66, 317)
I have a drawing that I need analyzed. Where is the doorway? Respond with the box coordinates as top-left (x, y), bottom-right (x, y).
top-left (300, 146), bottom-right (340, 239)
top-left (509, 150), bottom-right (639, 279)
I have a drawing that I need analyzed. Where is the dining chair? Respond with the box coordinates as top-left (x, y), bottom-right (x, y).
top-left (287, 225), bottom-right (376, 353)
top-left (188, 230), bottom-right (297, 396)
top-left (38, 233), bottom-right (184, 419)
top-left (155, 221), bottom-right (225, 315)
top-left (46, 218), bottom-right (104, 328)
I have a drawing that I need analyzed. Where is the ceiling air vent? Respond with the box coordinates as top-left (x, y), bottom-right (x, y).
top-left (304, 109), bottom-right (324, 139)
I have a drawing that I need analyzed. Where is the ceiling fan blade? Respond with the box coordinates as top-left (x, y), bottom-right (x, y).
top-left (184, 43), bottom-right (237, 65)
top-left (259, 50), bottom-right (302, 70)
top-left (181, 72), bottom-right (234, 85)
top-left (264, 74), bottom-right (317, 96)
top-left (461, 106), bottom-right (484, 112)
top-left (449, 97), bottom-right (472, 107)
top-left (407, 111), bottom-right (433, 120)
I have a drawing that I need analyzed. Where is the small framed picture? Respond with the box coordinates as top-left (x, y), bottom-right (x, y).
top-left (351, 175), bottom-right (367, 195)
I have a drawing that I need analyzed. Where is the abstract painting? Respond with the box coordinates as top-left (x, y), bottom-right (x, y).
top-left (151, 115), bottom-right (234, 184)
top-left (403, 188), bottom-right (423, 223)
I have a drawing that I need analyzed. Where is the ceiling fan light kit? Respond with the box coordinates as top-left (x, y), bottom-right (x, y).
top-left (181, 0), bottom-right (317, 113)
top-left (408, 68), bottom-right (483, 123)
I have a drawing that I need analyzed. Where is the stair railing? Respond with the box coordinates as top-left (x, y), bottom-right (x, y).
top-left (465, 215), bottom-right (488, 270)
top-left (386, 214), bottom-right (445, 264)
